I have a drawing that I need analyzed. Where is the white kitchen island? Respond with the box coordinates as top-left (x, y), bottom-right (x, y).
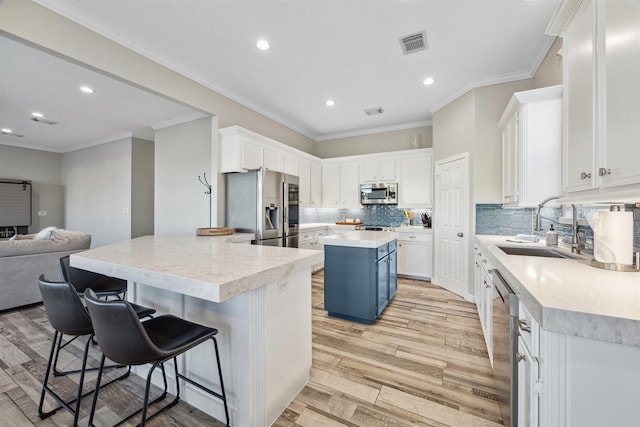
top-left (71, 233), bottom-right (324, 426)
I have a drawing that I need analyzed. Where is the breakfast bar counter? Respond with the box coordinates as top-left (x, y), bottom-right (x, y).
top-left (71, 233), bottom-right (324, 426)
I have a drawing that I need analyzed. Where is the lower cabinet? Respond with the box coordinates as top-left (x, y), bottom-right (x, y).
top-left (324, 240), bottom-right (397, 324)
top-left (299, 228), bottom-right (328, 271)
top-left (474, 246), bottom-right (494, 365)
top-left (396, 230), bottom-right (432, 279)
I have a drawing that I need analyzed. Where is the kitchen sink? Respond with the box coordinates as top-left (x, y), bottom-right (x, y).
top-left (497, 246), bottom-right (577, 259)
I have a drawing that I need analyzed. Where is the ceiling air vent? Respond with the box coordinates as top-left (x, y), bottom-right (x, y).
top-left (364, 107), bottom-right (384, 116)
top-left (400, 31), bottom-right (427, 55)
top-left (31, 117), bottom-right (59, 125)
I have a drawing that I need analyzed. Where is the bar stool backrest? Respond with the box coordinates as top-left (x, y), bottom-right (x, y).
top-left (38, 274), bottom-right (93, 336)
top-left (84, 289), bottom-right (164, 365)
top-left (59, 255), bottom-right (107, 294)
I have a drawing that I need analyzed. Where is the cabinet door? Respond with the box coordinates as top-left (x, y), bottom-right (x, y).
top-left (242, 139), bottom-right (263, 171)
top-left (322, 163), bottom-right (340, 207)
top-left (378, 159), bottom-right (396, 181)
top-left (263, 146), bottom-right (283, 172)
top-left (397, 240), bottom-right (429, 277)
top-left (502, 112), bottom-right (519, 204)
top-left (339, 162), bottom-right (360, 208)
top-left (283, 152), bottom-right (298, 176)
top-left (377, 254), bottom-right (389, 315)
top-left (398, 153), bottom-right (432, 207)
top-left (564, 0), bottom-right (596, 192)
top-left (601, 0), bottom-right (640, 188)
top-left (298, 157), bottom-right (311, 205)
top-left (359, 159), bottom-right (378, 182)
top-left (310, 161), bottom-right (322, 206)
top-left (388, 249), bottom-right (397, 299)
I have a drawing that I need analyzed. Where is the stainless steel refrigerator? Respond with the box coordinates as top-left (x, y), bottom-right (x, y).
top-left (225, 169), bottom-right (299, 247)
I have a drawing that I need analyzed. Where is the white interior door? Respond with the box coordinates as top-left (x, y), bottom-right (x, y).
top-left (433, 154), bottom-right (469, 298)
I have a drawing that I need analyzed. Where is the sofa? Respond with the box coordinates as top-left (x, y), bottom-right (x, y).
top-left (0, 228), bottom-right (91, 311)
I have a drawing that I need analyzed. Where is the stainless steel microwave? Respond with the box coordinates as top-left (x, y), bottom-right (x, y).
top-left (360, 182), bottom-right (398, 205)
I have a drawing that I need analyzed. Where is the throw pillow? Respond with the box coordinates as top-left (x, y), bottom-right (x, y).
top-left (35, 226), bottom-right (57, 240)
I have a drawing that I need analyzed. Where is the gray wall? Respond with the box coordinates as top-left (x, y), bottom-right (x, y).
top-left (0, 145), bottom-right (64, 232)
top-left (316, 126), bottom-right (432, 159)
top-left (63, 138), bottom-right (133, 247)
top-left (131, 138), bottom-right (155, 238)
top-left (154, 116), bottom-right (213, 235)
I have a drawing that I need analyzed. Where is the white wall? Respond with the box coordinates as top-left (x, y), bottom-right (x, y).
top-left (131, 138), bottom-right (154, 238)
top-left (63, 138), bottom-right (132, 247)
top-left (316, 126), bottom-right (432, 159)
top-left (0, 145), bottom-right (64, 231)
top-left (154, 116), bottom-right (213, 234)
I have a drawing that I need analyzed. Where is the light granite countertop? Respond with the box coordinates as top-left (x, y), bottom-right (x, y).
top-left (320, 230), bottom-right (398, 249)
top-left (71, 233), bottom-right (324, 303)
top-left (476, 235), bottom-right (640, 347)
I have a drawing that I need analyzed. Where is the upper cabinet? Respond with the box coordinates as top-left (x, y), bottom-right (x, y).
top-left (499, 86), bottom-right (562, 207)
top-left (220, 130), bottom-right (262, 173)
top-left (359, 158), bottom-right (396, 182)
top-left (397, 152), bottom-right (432, 207)
top-left (552, 0), bottom-right (640, 200)
top-left (322, 161), bottom-right (360, 208)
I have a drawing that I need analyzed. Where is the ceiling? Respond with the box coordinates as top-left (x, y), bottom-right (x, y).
top-left (2, 0), bottom-right (561, 152)
top-left (0, 35), bottom-right (202, 153)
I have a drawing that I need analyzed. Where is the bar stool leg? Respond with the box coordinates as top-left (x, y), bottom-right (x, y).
top-left (213, 337), bottom-right (230, 426)
top-left (38, 331), bottom-right (60, 418)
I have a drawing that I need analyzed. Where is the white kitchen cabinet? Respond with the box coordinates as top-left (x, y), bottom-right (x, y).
top-left (283, 151), bottom-right (298, 176)
top-left (220, 133), bottom-right (262, 173)
top-left (359, 158), bottom-right (396, 182)
top-left (298, 157), bottom-right (311, 206)
top-left (397, 152), bottom-right (432, 207)
top-left (474, 246), bottom-right (493, 364)
top-left (339, 162), bottom-right (360, 208)
top-left (299, 227), bottom-right (328, 272)
top-left (554, 0), bottom-right (640, 200)
top-left (517, 303), bottom-right (540, 427)
top-left (322, 163), bottom-right (340, 207)
top-left (263, 145), bottom-right (283, 172)
top-left (499, 86), bottom-right (562, 207)
top-left (310, 161), bottom-right (322, 206)
top-left (396, 230), bottom-right (432, 279)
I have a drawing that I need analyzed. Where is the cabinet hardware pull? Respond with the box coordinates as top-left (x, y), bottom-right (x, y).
top-left (598, 167), bottom-right (612, 176)
top-left (457, 232), bottom-right (464, 237)
top-left (516, 352), bottom-right (526, 363)
top-left (580, 172), bottom-right (592, 180)
top-left (482, 259), bottom-right (487, 264)
top-left (518, 319), bottom-right (531, 332)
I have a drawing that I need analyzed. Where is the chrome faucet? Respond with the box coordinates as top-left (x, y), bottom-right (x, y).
top-left (534, 195), bottom-right (563, 231)
top-left (571, 204), bottom-right (585, 254)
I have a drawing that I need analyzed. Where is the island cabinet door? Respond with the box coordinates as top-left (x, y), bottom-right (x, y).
top-left (323, 245), bottom-right (378, 323)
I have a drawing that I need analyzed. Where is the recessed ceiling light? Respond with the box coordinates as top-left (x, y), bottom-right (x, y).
top-left (256, 39), bottom-right (270, 50)
top-left (1, 128), bottom-right (13, 134)
top-left (423, 77), bottom-right (435, 86)
top-left (325, 100), bottom-right (335, 107)
top-left (80, 85), bottom-right (95, 94)
top-left (31, 112), bottom-right (44, 118)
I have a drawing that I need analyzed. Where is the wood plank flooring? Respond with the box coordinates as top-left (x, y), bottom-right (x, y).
top-left (0, 272), bottom-right (503, 426)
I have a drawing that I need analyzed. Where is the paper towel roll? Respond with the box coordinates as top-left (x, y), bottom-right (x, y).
top-left (590, 211), bottom-right (634, 265)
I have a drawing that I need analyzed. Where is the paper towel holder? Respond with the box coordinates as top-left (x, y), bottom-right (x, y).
top-left (590, 252), bottom-right (640, 272)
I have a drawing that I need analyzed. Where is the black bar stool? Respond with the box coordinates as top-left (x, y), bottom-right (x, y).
top-left (55, 256), bottom-right (155, 377)
top-left (84, 288), bottom-right (230, 427)
top-left (59, 255), bottom-right (128, 299)
top-left (37, 275), bottom-right (155, 426)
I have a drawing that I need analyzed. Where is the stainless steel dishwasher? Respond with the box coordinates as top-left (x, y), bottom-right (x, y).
top-left (490, 268), bottom-right (519, 427)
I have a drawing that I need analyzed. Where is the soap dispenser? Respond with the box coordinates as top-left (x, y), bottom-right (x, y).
top-left (546, 224), bottom-right (558, 247)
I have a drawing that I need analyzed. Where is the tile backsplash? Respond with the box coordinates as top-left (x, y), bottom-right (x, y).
top-left (476, 203), bottom-right (640, 253)
top-left (300, 205), bottom-right (431, 227)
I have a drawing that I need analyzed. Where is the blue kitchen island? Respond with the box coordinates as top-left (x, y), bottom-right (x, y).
top-left (320, 231), bottom-right (398, 324)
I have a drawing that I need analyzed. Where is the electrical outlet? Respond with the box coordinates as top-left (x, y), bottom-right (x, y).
top-left (37, 211), bottom-right (41, 216)
top-left (42, 210), bottom-right (47, 216)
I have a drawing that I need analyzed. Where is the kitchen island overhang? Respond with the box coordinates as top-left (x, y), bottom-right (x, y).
top-left (71, 233), bottom-right (323, 427)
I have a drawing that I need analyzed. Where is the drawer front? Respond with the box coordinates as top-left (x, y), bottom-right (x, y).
top-left (300, 232), bottom-right (314, 241)
top-left (396, 233), bottom-right (431, 242)
top-left (377, 243), bottom-right (389, 258)
top-left (314, 229), bottom-right (328, 239)
top-left (388, 239), bottom-right (397, 252)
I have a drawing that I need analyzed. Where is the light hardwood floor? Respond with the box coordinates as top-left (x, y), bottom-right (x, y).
top-left (0, 272), bottom-right (503, 426)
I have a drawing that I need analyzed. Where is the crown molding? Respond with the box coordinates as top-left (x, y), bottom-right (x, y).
top-left (315, 120), bottom-right (432, 142)
top-left (545, 0), bottom-right (586, 36)
top-left (0, 140), bottom-right (65, 153)
top-left (63, 132), bottom-right (133, 153)
top-left (150, 112), bottom-right (210, 131)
